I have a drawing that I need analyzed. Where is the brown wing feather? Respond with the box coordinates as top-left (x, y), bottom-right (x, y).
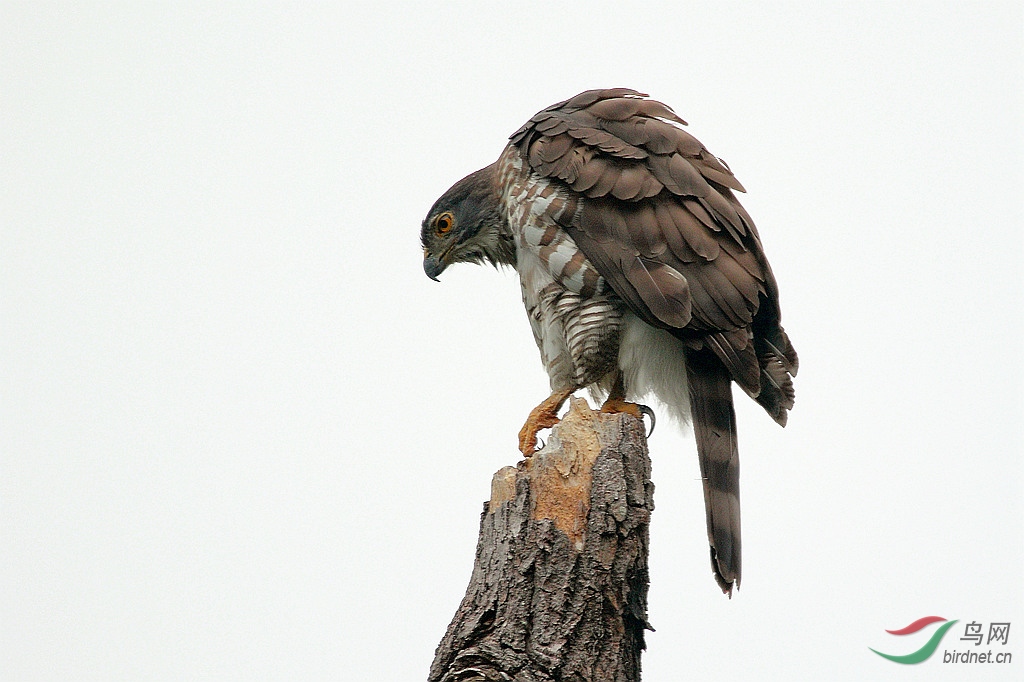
top-left (510, 89), bottom-right (797, 411)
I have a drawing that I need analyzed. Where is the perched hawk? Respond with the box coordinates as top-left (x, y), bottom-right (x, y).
top-left (420, 89), bottom-right (797, 596)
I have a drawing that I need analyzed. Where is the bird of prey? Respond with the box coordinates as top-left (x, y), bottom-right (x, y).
top-left (420, 89), bottom-right (797, 596)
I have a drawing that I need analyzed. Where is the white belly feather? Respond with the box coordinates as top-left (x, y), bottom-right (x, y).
top-left (617, 311), bottom-right (692, 427)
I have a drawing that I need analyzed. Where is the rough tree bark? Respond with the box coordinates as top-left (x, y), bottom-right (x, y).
top-left (429, 397), bottom-right (655, 682)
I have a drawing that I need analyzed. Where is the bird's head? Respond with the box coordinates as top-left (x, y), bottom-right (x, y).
top-left (421, 163), bottom-right (515, 280)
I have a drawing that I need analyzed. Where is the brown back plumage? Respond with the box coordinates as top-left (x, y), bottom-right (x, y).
top-left (510, 89), bottom-right (798, 593)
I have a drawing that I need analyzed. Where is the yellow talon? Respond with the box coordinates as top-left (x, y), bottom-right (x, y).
top-left (518, 388), bottom-right (573, 456)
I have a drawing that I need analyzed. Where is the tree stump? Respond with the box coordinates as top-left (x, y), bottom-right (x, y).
top-left (429, 397), bottom-right (655, 682)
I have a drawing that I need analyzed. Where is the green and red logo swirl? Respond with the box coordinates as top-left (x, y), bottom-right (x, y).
top-left (870, 616), bottom-right (958, 664)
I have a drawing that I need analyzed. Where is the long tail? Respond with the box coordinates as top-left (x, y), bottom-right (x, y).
top-left (685, 347), bottom-right (741, 596)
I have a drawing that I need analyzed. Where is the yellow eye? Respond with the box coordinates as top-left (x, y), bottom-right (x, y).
top-left (435, 212), bottom-right (454, 235)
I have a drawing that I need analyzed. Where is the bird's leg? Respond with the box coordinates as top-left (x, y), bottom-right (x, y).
top-left (518, 387), bottom-right (574, 457)
top-left (600, 372), bottom-right (656, 436)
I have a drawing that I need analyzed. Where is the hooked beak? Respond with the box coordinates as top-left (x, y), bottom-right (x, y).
top-left (423, 253), bottom-right (446, 281)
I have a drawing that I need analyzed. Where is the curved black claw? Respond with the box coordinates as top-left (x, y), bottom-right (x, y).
top-left (637, 404), bottom-right (656, 438)
top-left (535, 436), bottom-right (546, 452)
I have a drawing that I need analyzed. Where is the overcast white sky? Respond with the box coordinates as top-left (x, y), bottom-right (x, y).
top-left (2, 3), bottom-right (1022, 680)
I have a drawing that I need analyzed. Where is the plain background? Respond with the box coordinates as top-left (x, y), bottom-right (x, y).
top-left (2, 3), bottom-right (1021, 680)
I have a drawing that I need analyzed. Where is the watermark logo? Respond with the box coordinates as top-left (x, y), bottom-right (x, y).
top-left (870, 616), bottom-right (1012, 665)
top-left (870, 616), bottom-right (958, 664)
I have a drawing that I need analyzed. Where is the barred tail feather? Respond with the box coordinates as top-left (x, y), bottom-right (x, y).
top-left (685, 347), bottom-right (741, 596)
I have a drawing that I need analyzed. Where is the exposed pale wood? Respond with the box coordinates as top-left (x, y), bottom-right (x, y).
top-left (430, 398), bottom-right (654, 682)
